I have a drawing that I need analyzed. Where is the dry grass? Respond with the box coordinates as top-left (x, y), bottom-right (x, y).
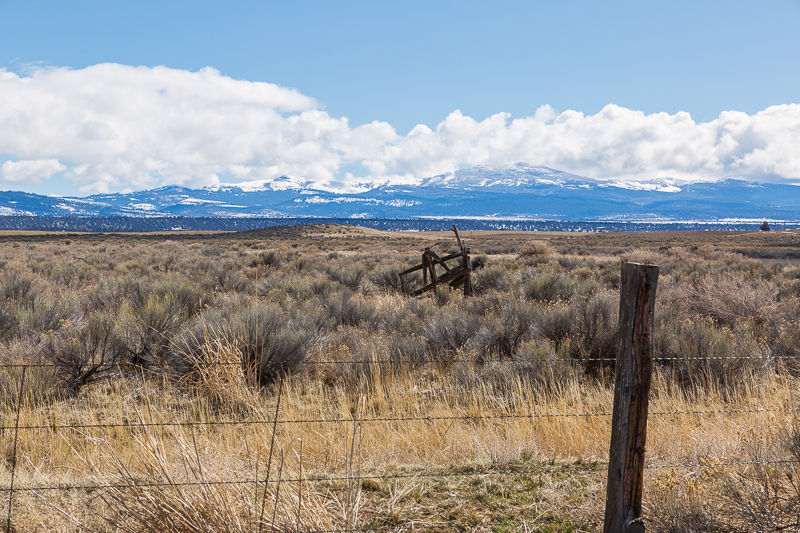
top-left (2, 226), bottom-right (800, 531)
top-left (2, 359), bottom-right (797, 531)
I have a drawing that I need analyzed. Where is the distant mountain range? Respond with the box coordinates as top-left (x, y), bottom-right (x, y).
top-left (1, 164), bottom-right (798, 221)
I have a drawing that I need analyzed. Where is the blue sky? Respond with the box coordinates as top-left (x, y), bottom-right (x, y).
top-left (1, 0), bottom-right (800, 195)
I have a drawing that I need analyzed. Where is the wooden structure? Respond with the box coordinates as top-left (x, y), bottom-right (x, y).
top-left (603, 262), bottom-right (659, 533)
top-left (399, 224), bottom-right (473, 296)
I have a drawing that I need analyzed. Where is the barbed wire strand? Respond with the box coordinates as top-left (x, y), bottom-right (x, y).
top-left (3, 358), bottom-right (800, 530)
top-left (2, 353), bottom-right (800, 369)
top-left (5, 406), bottom-right (800, 433)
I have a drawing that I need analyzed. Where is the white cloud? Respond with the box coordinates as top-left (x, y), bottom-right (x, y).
top-left (2, 63), bottom-right (800, 193)
top-left (0, 158), bottom-right (66, 184)
top-left (377, 105), bottom-right (800, 183)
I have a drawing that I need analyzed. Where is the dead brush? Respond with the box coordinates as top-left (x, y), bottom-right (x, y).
top-left (712, 421), bottom-right (800, 532)
top-left (180, 336), bottom-right (259, 413)
top-left (682, 272), bottom-right (781, 328)
top-left (65, 414), bottom-right (335, 533)
top-left (618, 248), bottom-right (670, 266)
top-left (518, 240), bottom-right (553, 258)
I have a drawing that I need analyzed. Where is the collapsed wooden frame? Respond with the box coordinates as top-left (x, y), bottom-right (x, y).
top-left (399, 224), bottom-right (473, 297)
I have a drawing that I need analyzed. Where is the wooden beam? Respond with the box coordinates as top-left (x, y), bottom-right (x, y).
top-left (427, 251), bottom-right (438, 283)
top-left (423, 250), bottom-right (429, 286)
top-left (412, 265), bottom-right (469, 296)
top-left (398, 263), bottom-right (424, 276)
top-left (603, 262), bottom-right (659, 533)
top-left (428, 250), bottom-right (452, 274)
top-left (452, 224), bottom-right (465, 252)
top-left (439, 251), bottom-right (468, 263)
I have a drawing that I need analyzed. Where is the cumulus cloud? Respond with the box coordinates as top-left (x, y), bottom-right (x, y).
top-left (0, 159), bottom-right (66, 184)
top-left (1, 63), bottom-right (800, 193)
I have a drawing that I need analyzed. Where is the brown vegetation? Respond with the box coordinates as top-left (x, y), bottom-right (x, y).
top-left (1, 225), bottom-right (800, 531)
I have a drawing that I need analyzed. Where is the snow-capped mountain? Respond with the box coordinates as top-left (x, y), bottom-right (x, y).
top-left (1, 163), bottom-right (799, 221)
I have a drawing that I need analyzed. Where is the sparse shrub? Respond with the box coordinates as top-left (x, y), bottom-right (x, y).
top-left (121, 294), bottom-right (186, 369)
top-left (42, 311), bottom-right (124, 394)
top-left (327, 265), bottom-right (368, 291)
top-left (534, 303), bottom-right (573, 348)
top-left (532, 291), bottom-right (618, 371)
top-left (177, 303), bottom-right (316, 387)
top-left (523, 271), bottom-right (572, 302)
top-left (474, 266), bottom-right (508, 294)
top-left (720, 424), bottom-right (800, 531)
top-left (227, 304), bottom-right (314, 385)
top-left (420, 308), bottom-right (481, 357)
top-left (248, 249), bottom-right (282, 267)
top-left (200, 245), bottom-right (223, 256)
top-left (482, 244), bottom-right (518, 255)
top-left (682, 272), bottom-right (779, 328)
top-left (431, 285), bottom-right (458, 306)
top-left (387, 334), bottom-right (428, 364)
top-left (155, 277), bottom-right (212, 317)
top-left (654, 316), bottom-right (770, 392)
top-left (0, 271), bottom-right (37, 303)
top-left (557, 256), bottom-right (577, 270)
top-left (569, 291), bottom-right (618, 365)
top-left (204, 261), bottom-right (250, 293)
top-left (0, 301), bottom-right (19, 340)
top-left (519, 240), bottom-right (553, 258)
top-left (370, 266), bottom-right (416, 295)
top-left (325, 290), bottom-right (377, 329)
top-left (20, 297), bottom-right (76, 336)
top-left (292, 257), bottom-right (308, 271)
top-left (479, 297), bottom-right (537, 359)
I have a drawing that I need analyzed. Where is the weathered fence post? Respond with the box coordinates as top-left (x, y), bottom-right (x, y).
top-left (603, 262), bottom-right (659, 533)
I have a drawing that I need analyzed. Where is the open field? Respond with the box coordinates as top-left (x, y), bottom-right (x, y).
top-left (2, 225), bottom-right (800, 532)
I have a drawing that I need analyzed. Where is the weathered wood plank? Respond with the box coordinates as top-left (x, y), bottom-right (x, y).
top-left (603, 262), bottom-right (659, 533)
top-left (427, 251), bottom-right (438, 283)
top-left (452, 223), bottom-right (465, 251)
top-left (438, 251), bottom-right (468, 263)
top-left (428, 250), bottom-right (452, 273)
top-left (412, 265), bottom-right (469, 296)
top-left (423, 250), bottom-right (429, 286)
top-left (398, 263), bottom-right (424, 276)
top-left (398, 225), bottom-right (473, 297)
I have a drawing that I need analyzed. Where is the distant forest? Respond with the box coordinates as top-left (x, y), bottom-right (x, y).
top-left (0, 216), bottom-right (791, 233)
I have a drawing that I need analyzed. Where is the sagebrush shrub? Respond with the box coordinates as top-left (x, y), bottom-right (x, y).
top-left (121, 293), bottom-right (187, 369)
top-left (420, 308), bottom-right (481, 357)
top-left (523, 271), bottom-right (572, 302)
top-left (480, 297), bottom-right (537, 359)
top-left (327, 264), bottom-right (368, 291)
top-left (177, 302), bottom-right (316, 387)
top-left (42, 311), bottom-right (124, 394)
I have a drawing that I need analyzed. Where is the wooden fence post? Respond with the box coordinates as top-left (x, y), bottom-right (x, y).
top-left (603, 262), bottom-right (659, 533)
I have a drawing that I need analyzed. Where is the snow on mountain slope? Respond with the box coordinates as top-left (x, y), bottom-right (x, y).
top-left (0, 164), bottom-right (797, 220)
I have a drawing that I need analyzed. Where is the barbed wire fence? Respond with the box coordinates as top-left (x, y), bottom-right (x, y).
top-left (2, 264), bottom-right (799, 531)
top-left (1, 358), bottom-right (798, 531)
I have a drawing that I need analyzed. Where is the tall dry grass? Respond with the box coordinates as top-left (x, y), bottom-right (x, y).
top-left (2, 350), bottom-right (797, 531)
top-left (2, 229), bottom-right (800, 531)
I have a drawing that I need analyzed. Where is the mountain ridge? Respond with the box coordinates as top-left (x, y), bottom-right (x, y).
top-left (1, 164), bottom-right (798, 221)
